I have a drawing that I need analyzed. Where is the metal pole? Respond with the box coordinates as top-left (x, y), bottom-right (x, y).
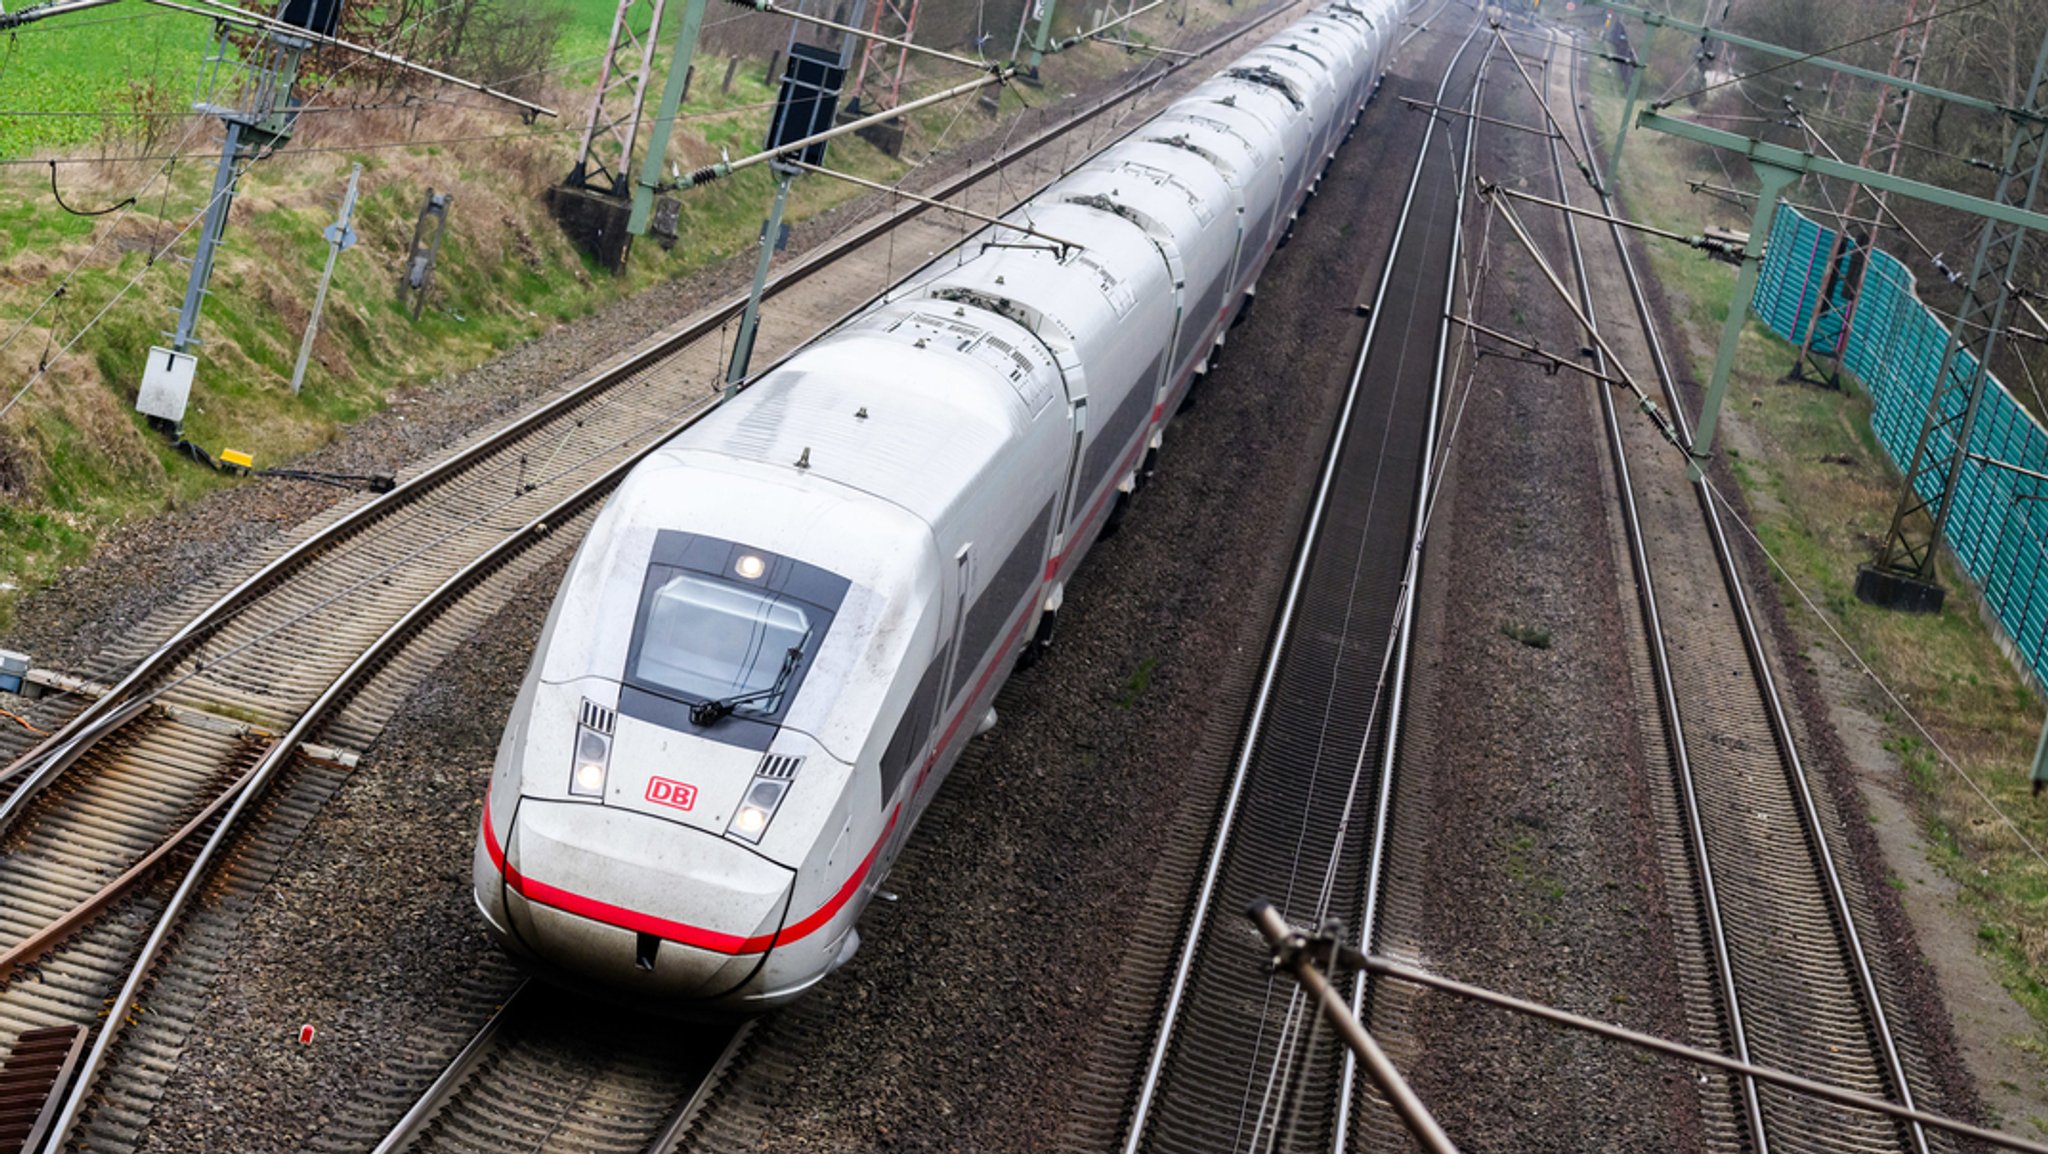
top-left (1637, 110), bottom-right (2048, 234)
top-left (0, 0), bottom-right (126, 29)
top-left (1691, 160), bottom-right (1797, 479)
top-left (616, 0), bottom-right (671, 189)
top-left (1587, 0), bottom-right (2029, 123)
top-left (1365, 954), bottom-right (2048, 1154)
top-left (677, 69), bottom-right (1011, 187)
top-left (1869, 26), bottom-right (2048, 594)
top-left (572, 0), bottom-right (640, 186)
top-left (289, 163), bottom-right (361, 395)
top-left (1027, 0), bottom-right (1057, 75)
top-left (173, 120), bottom-right (246, 352)
top-left (629, 0), bottom-right (708, 235)
top-left (1789, 2), bottom-right (1937, 385)
top-left (2033, 708), bottom-right (2048, 796)
top-left (725, 171), bottom-right (795, 397)
top-left (1008, 0), bottom-right (1035, 63)
top-left (1248, 905), bottom-right (1461, 1154)
top-left (1608, 20), bottom-right (1653, 177)
top-left (886, 0), bottom-right (921, 109)
top-left (1492, 28), bottom-right (1598, 188)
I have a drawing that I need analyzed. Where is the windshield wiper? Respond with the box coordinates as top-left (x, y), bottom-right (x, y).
top-left (690, 645), bottom-right (803, 727)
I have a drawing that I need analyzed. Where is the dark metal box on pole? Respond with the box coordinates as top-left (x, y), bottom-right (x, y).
top-left (766, 42), bottom-right (847, 167)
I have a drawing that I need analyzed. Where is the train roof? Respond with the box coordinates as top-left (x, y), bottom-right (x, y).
top-left (664, 301), bottom-right (1063, 537)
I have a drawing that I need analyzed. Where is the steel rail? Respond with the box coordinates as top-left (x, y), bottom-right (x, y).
top-left (372, 1008), bottom-right (749, 1154)
top-left (0, 41), bottom-right (1215, 1000)
top-left (1119, 16), bottom-right (1488, 1153)
top-left (1564, 31), bottom-right (1932, 1154)
top-left (361, 983), bottom-right (749, 1154)
top-left (1538, 30), bottom-right (1772, 1154)
top-left (39, 399), bottom-right (686, 1150)
top-left (1332, 22), bottom-right (1484, 1151)
top-left (640, 1021), bottom-right (755, 1154)
top-left (1398, 0), bottom-right (1461, 49)
top-left (1368, 952), bottom-right (2048, 1154)
top-left (0, 743), bottom-right (264, 984)
top-left (367, 981), bottom-right (534, 1154)
top-left (0, 0), bottom-right (1300, 830)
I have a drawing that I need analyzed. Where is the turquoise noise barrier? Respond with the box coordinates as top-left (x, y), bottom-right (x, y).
top-left (1750, 204), bottom-right (2048, 687)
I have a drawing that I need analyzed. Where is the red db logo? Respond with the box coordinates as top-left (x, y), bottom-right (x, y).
top-left (645, 776), bottom-right (697, 811)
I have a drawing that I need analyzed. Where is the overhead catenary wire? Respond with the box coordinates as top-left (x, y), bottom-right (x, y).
top-left (1658, 0), bottom-right (1997, 111)
top-left (0, 85), bottom-right (225, 376)
top-left (1118, 17), bottom-right (1495, 1150)
top-left (1564, 70), bottom-right (2048, 1147)
top-left (784, 160), bottom-right (1084, 250)
top-left (0, 91), bottom-right (576, 120)
top-left (0, 168), bottom-right (238, 424)
top-left (1794, 101), bottom-right (1997, 170)
top-left (1338, 947), bottom-right (2048, 1154)
top-left (0, 4), bottom-right (174, 31)
top-left (16, 29), bottom-right (1220, 1098)
top-left (138, 0), bottom-right (557, 118)
top-left (1515, 58), bottom-right (2048, 875)
top-left (1704, 477), bottom-right (2048, 870)
top-left (725, 0), bottom-right (998, 76)
top-left (1252, 27), bottom-right (1499, 1153)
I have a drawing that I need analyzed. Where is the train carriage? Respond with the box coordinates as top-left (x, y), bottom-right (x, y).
top-left (474, 0), bottom-right (1402, 1013)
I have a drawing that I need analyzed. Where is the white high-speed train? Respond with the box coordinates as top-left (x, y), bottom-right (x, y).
top-left (474, 0), bottom-right (1403, 1013)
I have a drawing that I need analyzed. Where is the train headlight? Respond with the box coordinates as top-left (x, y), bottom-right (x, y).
top-left (726, 776), bottom-right (789, 843)
top-left (569, 725), bottom-right (611, 798)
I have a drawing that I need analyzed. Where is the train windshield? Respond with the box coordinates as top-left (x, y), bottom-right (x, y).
top-left (631, 570), bottom-right (814, 709)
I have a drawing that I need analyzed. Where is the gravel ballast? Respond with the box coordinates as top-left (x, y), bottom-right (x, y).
top-left (13, 6), bottom-right (1994, 1153)
top-left (1361, 41), bottom-right (1705, 1154)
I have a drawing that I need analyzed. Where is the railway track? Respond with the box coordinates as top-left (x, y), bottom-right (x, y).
top-left (0, 8), bottom-right (1321, 1150)
top-left (1115, 18), bottom-right (1485, 1154)
top-left (1537, 28), bottom-right (1943, 1154)
top-left (364, 984), bottom-right (745, 1154)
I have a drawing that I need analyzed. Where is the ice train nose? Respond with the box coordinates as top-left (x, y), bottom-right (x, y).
top-left (499, 799), bottom-right (794, 999)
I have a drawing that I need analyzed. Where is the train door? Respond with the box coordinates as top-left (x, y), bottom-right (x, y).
top-left (1053, 398), bottom-right (1088, 557)
top-left (918, 544), bottom-right (974, 817)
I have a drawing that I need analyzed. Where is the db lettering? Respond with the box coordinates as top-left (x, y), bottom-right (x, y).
top-left (646, 776), bottom-right (697, 811)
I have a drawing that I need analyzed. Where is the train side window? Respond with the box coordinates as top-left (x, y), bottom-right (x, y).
top-left (950, 497), bottom-right (1057, 701)
top-left (879, 648), bottom-right (948, 802)
top-left (1080, 353), bottom-right (1163, 501)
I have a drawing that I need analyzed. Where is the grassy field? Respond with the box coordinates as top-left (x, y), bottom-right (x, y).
top-left (0, 0), bottom-right (639, 162)
top-left (1580, 41), bottom-right (2048, 1080)
top-left (0, 8), bottom-right (213, 158)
